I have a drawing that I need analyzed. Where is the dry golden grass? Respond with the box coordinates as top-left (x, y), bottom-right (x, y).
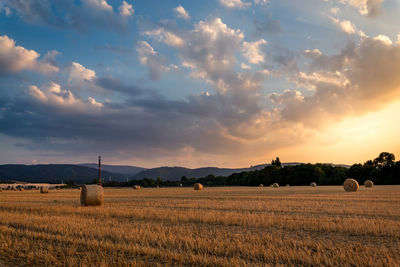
top-left (1, 186), bottom-right (400, 266)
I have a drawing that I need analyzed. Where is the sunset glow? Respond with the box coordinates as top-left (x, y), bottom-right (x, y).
top-left (0, 0), bottom-right (399, 167)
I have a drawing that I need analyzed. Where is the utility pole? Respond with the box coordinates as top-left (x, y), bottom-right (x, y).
top-left (98, 156), bottom-right (102, 185)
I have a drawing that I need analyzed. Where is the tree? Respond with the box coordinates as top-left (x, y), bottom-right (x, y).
top-left (271, 157), bottom-right (282, 168)
top-left (373, 152), bottom-right (395, 170)
top-left (349, 163), bottom-right (364, 180)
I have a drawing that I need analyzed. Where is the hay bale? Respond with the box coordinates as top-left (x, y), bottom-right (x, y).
top-left (133, 185), bottom-right (141, 190)
top-left (80, 185), bottom-right (104, 206)
top-left (272, 183), bottom-right (279, 188)
top-left (259, 184), bottom-right (264, 187)
top-left (40, 186), bottom-right (49, 194)
top-left (310, 182), bottom-right (317, 187)
top-left (343, 178), bottom-right (359, 192)
top-left (364, 180), bottom-right (373, 188)
top-left (286, 184), bottom-right (290, 187)
top-left (156, 185), bottom-right (160, 188)
top-left (194, 183), bottom-right (203, 190)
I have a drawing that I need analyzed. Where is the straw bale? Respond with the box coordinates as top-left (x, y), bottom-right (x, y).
top-left (364, 180), bottom-right (373, 188)
top-left (194, 183), bottom-right (203, 190)
top-left (40, 186), bottom-right (49, 194)
top-left (343, 178), bottom-right (359, 192)
top-left (80, 185), bottom-right (104, 206)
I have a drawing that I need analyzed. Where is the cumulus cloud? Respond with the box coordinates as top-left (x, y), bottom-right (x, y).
top-left (136, 41), bottom-right (170, 80)
top-left (141, 18), bottom-right (271, 141)
top-left (86, 0), bottom-right (113, 11)
top-left (119, 1), bottom-right (134, 16)
top-left (2, 0), bottom-right (64, 27)
top-left (69, 62), bottom-right (96, 84)
top-left (273, 36), bottom-right (400, 127)
top-left (174, 5), bottom-right (189, 20)
top-left (144, 28), bottom-right (185, 47)
top-left (338, 0), bottom-right (384, 17)
top-left (242, 39), bottom-right (267, 64)
top-left (3, 0), bottom-right (133, 32)
top-left (28, 82), bottom-right (103, 111)
top-left (241, 63), bottom-right (251, 69)
top-left (0, 35), bottom-right (58, 75)
top-left (330, 17), bottom-right (365, 36)
top-left (219, 0), bottom-right (251, 9)
top-left (254, 0), bottom-right (268, 5)
top-left (2, 9), bottom-right (398, 165)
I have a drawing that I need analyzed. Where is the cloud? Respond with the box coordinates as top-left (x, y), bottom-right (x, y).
top-left (0, 34), bottom-right (58, 75)
top-left (330, 17), bottom-right (365, 36)
top-left (373, 34), bottom-right (392, 45)
top-left (136, 41), bottom-right (170, 80)
top-left (241, 62), bottom-right (251, 69)
top-left (337, 19), bottom-right (356, 34)
top-left (86, 0), bottom-right (113, 11)
top-left (3, 0), bottom-right (133, 32)
top-left (119, 1), bottom-right (134, 16)
top-left (2, 0), bottom-right (65, 27)
top-left (27, 82), bottom-right (103, 111)
top-left (254, 0), bottom-right (268, 5)
top-left (69, 62), bottom-right (96, 84)
top-left (177, 18), bottom-right (244, 85)
top-left (273, 35), bottom-right (400, 128)
top-left (142, 18), bottom-right (270, 141)
top-left (174, 5), bottom-right (189, 20)
top-left (0, 17), bottom-right (273, 159)
top-left (2, 11), bottom-right (398, 166)
top-left (242, 39), bottom-right (267, 64)
top-left (144, 28), bottom-right (185, 47)
top-left (338, 0), bottom-right (384, 17)
top-left (219, 0), bottom-right (251, 9)
top-left (254, 18), bottom-right (283, 36)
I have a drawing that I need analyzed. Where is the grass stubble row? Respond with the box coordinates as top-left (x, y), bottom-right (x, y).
top-left (0, 186), bottom-right (399, 266)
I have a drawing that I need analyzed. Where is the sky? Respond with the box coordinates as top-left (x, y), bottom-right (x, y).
top-left (0, 0), bottom-right (399, 168)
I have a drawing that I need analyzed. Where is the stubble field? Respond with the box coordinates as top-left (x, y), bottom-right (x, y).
top-left (0, 186), bottom-right (399, 266)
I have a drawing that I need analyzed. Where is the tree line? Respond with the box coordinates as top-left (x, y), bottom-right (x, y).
top-left (98, 152), bottom-right (400, 187)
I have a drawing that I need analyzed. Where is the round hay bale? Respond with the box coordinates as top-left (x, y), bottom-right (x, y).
top-left (194, 183), bottom-right (203, 190)
top-left (286, 184), bottom-right (290, 187)
top-left (343, 178), bottom-right (359, 192)
top-left (80, 185), bottom-right (104, 206)
top-left (156, 185), bottom-right (160, 188)
top-left (40, 186), bottom-right (49, 194)
top-left (272, 183), bottom-right (279, 188)
top-left (259, 184), bottom-right (264, 187)
top-left (133, 185), bottom-right (141, 190)
top-left (364, 180), bottom-right (373, 188)
top-left (310, 182), bottom-right (317, 187)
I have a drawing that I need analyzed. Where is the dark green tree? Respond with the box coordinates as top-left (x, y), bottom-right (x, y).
top-left (271, 157), bottom-right (282, 168)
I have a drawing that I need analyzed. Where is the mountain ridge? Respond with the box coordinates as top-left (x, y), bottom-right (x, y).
top-left (0, 162), bottom-right (350, 183)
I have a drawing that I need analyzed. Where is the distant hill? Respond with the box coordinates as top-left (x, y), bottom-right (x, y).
top-left (79, 163), bottom-right (146, 176)
top-left (131, 164), bottom-right (268, 181)
top-left (131, 162), bottom-right (350, 181)
top-left (0, 162), bottom-right (350, 184)
top-left (0, 164), bottom-right (126, 184)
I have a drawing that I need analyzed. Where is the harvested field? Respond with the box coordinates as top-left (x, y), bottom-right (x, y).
top-left (0, 186), bottom-right (400, 266)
